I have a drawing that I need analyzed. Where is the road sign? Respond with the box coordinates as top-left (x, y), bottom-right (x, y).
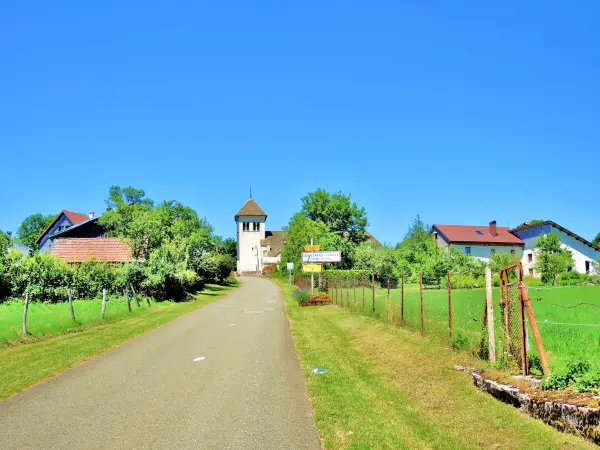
top-left (301, 251), bottom-right (342, 263)
top-left (287, 262), bottom-right (294, 271)
top-left (302, 264), bottom-right (322, 273)
top-left (304, 245), bottom-right (320, 252)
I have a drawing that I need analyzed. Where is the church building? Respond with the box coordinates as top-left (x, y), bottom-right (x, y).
top-left (235, 197), bottom-right (285, 273)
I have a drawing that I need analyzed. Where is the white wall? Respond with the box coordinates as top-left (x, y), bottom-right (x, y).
top-left (519, 226), bottom-right (600, 275)
top-left (236, 215), bottom-right (266, 272)
top-left (450, 244), bottom-right (523, 263)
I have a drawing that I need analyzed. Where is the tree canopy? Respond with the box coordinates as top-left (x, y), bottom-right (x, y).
top-left (534, 233), bottom-right (575, 285)
top-left (593, 233), bottom-right (600, 247)
top-left (16, 213), bottom-right (56, 250)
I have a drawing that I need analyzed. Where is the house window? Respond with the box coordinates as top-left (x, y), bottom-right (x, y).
top-left (529, 268), bottom-right (534, 276)
top-left (465, 247), bottom-right (471, 255)
top-left (491, 249), bottom-right (496, 254)
top-left (528, 253), bottom-right (533, 263)
top-left (476, 230), bottom-right (484, 236)
top-left (242, 222), bottom-right (249, 231)
top-left (253, 222), bottom-right (260, 232)
top-left (58, 226), bottom-right (64, 232)
top-left (511, 249), bottom-right (515, 255)
top-left (585, 261), bottom-right (591, 273)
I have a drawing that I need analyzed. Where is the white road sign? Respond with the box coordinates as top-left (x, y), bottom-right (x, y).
top-left (301, 251), bottom-right (341, 263)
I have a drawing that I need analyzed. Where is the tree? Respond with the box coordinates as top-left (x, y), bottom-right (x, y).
top-left (534, 233), bottom-right (575, 285)
top-left (300, 189), bottom-right (368, 243)
top-left (16, 213), bottom-right (56, 250)
top-left (213, 236), bottom-right (237, 258)
top-left (106, 185), bottom-right (153, 209)
top-left (593, 233), bottom-right (600, 247)
top-left (489, 251), bottom-right (520, 274)
top-left (280, 213), bottom-right (330, 272)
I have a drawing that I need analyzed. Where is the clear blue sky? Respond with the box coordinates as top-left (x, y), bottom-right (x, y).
top-left (2, 1), bottom-right (599, 245)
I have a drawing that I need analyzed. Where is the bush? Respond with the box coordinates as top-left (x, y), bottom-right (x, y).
top-left (541, 359), bottom-right (600, 393)
top-left (450, 274), bottom-right (485, 289)
top-left (194, 252), bottom-right (236, 285)
top-left (72, 259), bottom-right (119, 299)
top-left (556, 271), bottom-right (586, 286)
top-left (21, 253), bottom-right (72, 303)
top-left (293, 290), bottom-right (311, 305)
top-left (450, 331), bottom-right (469, 351)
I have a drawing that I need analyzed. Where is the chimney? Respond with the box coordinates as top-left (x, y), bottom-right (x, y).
top-left (89, 211), bottom-right (95, 219)
top-left (489, 220), bottom-right (498, 237)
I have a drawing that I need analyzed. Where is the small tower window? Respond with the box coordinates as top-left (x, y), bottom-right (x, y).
top-left (253, 222), bottom-right (260, 231)
top-left (243, 222), bottom-right (249, 231)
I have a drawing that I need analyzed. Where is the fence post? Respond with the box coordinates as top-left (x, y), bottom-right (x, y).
top-left (485, 267), bottom-right (496, 363)
top-left (125, 286), bottom-right (132, 312)
top-left (22, 293), bottom-right (30, 337)
top-left (131, 284), bottom-right (141, 307)
top-left (401, 273), bottom-right (404, 324)
top-left (353, 275), bottom-right (356, 308)
top-left (447, 271), bottom-right (452, 339)
top-left (101, 288), bottom-right (107, 319)
top-left (346, 276), bottom-right (349, 309)
top-left (68, 288), bottom-right (76, 321)
top-left (420, 272), bottom-right (424, 335)
top-left (362, 273), bottom-right (365, 310)
top-left (387, 275), bottom-right (392, 324)
top-left (371, 273), bottom-right (375, 312)
top-left (519, 280), bottom-right (549, 376)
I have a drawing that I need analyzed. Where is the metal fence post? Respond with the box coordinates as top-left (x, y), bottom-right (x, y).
top-left (447, 271), bottom-right (452, 339)
top-left (371, 273), bottom-right (375, 312)
top-left (101, 288), bottom-right (107, 319)
top-left (22, 293), bottom-right (30, 337)
top-left (420, 273), bottom-right (424, 335)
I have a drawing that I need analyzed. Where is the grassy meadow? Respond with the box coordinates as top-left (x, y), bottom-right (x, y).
top-left (325, 280), bottom-right (600, 373)
top-left (281, 282), bottom-right (593, 449)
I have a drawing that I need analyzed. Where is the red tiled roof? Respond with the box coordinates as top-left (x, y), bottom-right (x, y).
top-left (433, 224), bottom-right (523, 245)
top-left (36, 210), bottom-right (91, 244)
top-left (50, 238), bottom-right (135, 263)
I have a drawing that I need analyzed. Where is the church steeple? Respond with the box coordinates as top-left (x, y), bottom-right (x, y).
top-left (234, 197), bottom-right (267, 221)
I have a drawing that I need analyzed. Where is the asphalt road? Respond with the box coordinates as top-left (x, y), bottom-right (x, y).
top-left (0, 278), bottom-right (320, 450)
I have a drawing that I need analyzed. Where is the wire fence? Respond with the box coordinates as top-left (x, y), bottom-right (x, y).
top-left (295, 268), bottom-right (600, 375)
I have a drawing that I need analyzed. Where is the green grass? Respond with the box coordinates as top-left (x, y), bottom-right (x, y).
top-left (0, 284), bottom-right (235, 400)
top-left (326, 282), bottom-right (600, 373)
top-left (281, 282), bottom-right (594, 449)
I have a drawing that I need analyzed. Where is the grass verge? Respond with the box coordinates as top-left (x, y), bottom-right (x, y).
top-left (279, 283), bottom-right (593, 449)
top-left (0, 284), bottom-right (235, 400)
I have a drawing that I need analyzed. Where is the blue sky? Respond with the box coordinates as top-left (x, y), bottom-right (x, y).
top-left (2, 1), bottom-right (599, 245)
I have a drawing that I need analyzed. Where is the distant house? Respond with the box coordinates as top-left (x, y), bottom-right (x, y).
top-left (511, 221), bottom-right (600, 276)
top-left (3, 232), bottom-right (33, 256)
top-left (50, 238), bottom-right (135, 263)
top-left (261, 231), bottom-right (286, 265)
top-left (432, 221), bottom-right (524, 262)
top-left (364, 231), bottom-right (381, 246)
top-left (36, 210), bottom-right (93, 253)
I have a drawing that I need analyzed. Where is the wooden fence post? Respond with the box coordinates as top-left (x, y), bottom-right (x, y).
top-left (371, 273), bottom-right (375, 312)
top-left (387, 275), bottom-right (392, 324)
top-left (353, 275), bottom-right (356, 308)
top-left (68, 289), bottom-right (76, 321)
top-left (101, 288), bottom-right (107, 319)
top-left (401, 273), bottom-right (404, 324)
top-left (519, 280), bottom-right (549, 376)
top-left (125, 286), bottom-right (132, 312)
top-left (346, 276), bottom-right (349, 309)
top-left (362, 273), bottom-right (365, 310)
top-left (485, 267), bottom-right (496, 363)
top-left (420, 272), bottom-right (424, 335)
top-left (22, 293), bottom-right (30, 337)
top-left (447, 271), bottom-right (452, 339)
top-left (131, 284), bottom-right (141, 307)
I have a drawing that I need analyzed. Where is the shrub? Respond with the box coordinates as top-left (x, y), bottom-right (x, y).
top-left (194, 252), bottom-right (236, 285)
top-left (72, 259), bottom-right (119, 299)
top-left (293, 290), bottom-right (311, 305)
top-left (541, 359), bottom-right (600, 393)
top-left (556, 271), bottom-right (586, 286)
top-left (22, 253), bottom-right (72, 302)
top-left (450, 331), bottom-right (469, 351)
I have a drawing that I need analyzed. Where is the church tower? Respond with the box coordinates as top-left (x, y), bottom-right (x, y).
top-left (235, 197), bottom-right (267, 273)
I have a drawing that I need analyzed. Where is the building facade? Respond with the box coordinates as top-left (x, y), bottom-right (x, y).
top-left (36, 210), bottom-right (92, 253)
top-left (511, 221), bottom-right (600, 276)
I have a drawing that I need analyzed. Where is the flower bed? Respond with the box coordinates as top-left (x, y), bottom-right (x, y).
top-left (300, 295), bottom-right (332, 307)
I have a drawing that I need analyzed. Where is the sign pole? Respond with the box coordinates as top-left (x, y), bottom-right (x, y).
top-left (310, 239), bottom-right (314, 296)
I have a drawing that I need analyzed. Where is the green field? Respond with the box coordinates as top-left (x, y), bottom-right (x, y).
top-left (0, 296), bottom-right (156, 345)
top-left (282, 282), bottom-right (593, 449)
top-left (325, 281), bottom-right (600, 373)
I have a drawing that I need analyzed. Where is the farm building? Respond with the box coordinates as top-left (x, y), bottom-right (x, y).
top-left (432, 221), bottom-right (523, 262)
top-left (511, 221), bottom-right (600, 276)
top-left (36, 210), bottom-right (94, 252)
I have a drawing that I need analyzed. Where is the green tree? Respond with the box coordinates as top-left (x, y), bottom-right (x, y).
top-left (534, 233), bottom-right (575, 285)
top-left (280, 213), bottom-right (330, 272)
top-left (593, 233), bottom-right (600, 247)
top-left (489, 251), bottom-right (520, 274)
top-left (300, 189), bottom-right (368, 243)
top-left (214, 237), bottom-right (237, 258)
top-left (16, 213), bottom-right (56, 250)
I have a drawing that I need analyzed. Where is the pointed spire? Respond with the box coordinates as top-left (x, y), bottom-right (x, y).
top-left (250, 186), bottom-right (252, 198)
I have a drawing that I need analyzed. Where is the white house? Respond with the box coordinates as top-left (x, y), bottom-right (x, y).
top-left (432, 221), bottom-right (524, 263)
top-left (235, 197), bottom-right (284, 273)
top-left (511, 221), bottom-right (600, 276)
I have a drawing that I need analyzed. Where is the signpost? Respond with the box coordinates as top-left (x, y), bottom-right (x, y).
top-left (302, 264), bottom-right (322, 273)
top-left (301, 251), bottom-right (342, 263)
top-left (304, 245), bottom-right (320, 252)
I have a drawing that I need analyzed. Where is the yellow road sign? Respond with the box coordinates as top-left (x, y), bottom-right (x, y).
top-left (304, 245), bottom-right (320, 252)
top-left (302, 264), bottom-right (322, 273)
